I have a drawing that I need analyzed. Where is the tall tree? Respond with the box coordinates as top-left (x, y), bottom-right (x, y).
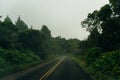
top-left (0, 16), bottom-right (16, 49)
top-left (17, 29), bottom-right (42, 52)
top-left (109, 0), bottom-right (120, 15)
top-left (4, 16), bottom-right (13, 23)
top-left (41, 25), bottom-right (51, 39)
top-left (15, 16), bottom-right (28, 32)
top-left (81, 2), bottom-right (120, 51)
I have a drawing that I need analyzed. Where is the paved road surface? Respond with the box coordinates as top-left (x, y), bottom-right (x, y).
top-left (17, 60), bottom-right (58, 80)
top-left (17, 57), bottom-right (92, 80)
top-left (1, 57), bottom-right (92, 80)
top-left (46, 57), bottom-right (91, 80)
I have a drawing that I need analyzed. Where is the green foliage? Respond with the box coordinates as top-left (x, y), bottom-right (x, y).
top-left (17, 29), bottom-right (42, 51)
top-left (4, 16), bottom-right (13, 23)
top-left (99, 17), bottom-right (120, 51)
top-left (0, 18), bottom-right (17, 49)
top-left (41, 25), bottom-right (51, 39)
top-left (0, 57), bottom-right (7, 68)
top-left (0, 48), bottom-right (41, 77)
top-left (15, 16), bottom-right (28, 32)
top-left (87, 28), bottom-right (100, 47)
top-left (81, 10), bottom-right (100, 32)
top-left (75, 49), bottom-right (120, 80)
top-left (81, 0), bottom-right (120, 51)
top-left (85, 47), bottom-right (101, 65)
top-left (93, 50), bottom-right (120, 78)
top-left (0, 16), bottom-right (80, 77)
top-left (109, 0), bottom-right (120, 15)
top-left (67, 39), bottom-right (80, 55)
top-left (98, 4), bottom-right (112, 21)
top-left (79, 1), bottom-right (120, 79)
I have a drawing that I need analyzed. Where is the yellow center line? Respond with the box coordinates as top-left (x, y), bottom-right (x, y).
top-left (40, 57), bottom-right (65, 80)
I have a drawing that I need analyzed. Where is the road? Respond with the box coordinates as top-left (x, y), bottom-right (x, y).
top-left (1, 57), bottom-right (92, 80)
top-left (46, 57), bottom-right (91, 80)
top-left (17, 56), bottom-right (92, 80)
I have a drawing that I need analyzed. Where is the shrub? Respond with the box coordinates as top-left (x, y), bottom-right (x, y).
top-left (85, 47), bottom-right (102, 65)
top-left (0, 48), bottom-right (41, 77)
top-left (93, 49), bottom-right (120, 79)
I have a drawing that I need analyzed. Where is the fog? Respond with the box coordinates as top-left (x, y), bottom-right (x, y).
top-left (0, 0), bottom-right (109, 40)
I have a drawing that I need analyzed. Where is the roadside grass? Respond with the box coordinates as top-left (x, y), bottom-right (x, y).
top-left (72, 56), bottom-right (108, 80)
top-left (72, 53), bottom-right (120, 80)
top-left (0, 48), bottom-right (56, 77)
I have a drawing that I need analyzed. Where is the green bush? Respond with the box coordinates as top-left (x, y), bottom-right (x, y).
top-left (0, 57), bottom-right (7, 68)
top-left (93, 49), bottom-right (120, 79)
top-left (85, 47), bottom-right (101, 65)
top-left (79, 48), bottom-right (120, 80)
top-left (0, 57), bottom-right (7, 75)
top-left (0, 48), bottom-right (41, 77)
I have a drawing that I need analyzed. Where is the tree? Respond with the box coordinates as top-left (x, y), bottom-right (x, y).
top-left (109, 0), bottom-right (120, 15)
top-left (17, 29), bottom-right (43, 52)
top-left (15, 16), bottom-right (28, 32)
top-left (82, 4), bottom-right (112, 33)
top-left (66, 39), bottom-right (80, 55)
top-left (81, 3), bottom-right (120, 51)
top-left (0, 16), bottom-right (2, 22)
top-left (97, 4), bottom-right (112, 21)
top-left (4, 16), bottom-right (13, 23)
top-left (87, 28), bottom-right (100, 47)
top-left (41, 25), bottom-right (51, 39)
top-left (99, 17), bottom-right (120, 50)
top-left (0, 16), bottom-right (17, 49)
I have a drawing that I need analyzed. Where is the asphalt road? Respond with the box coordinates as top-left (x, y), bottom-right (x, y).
top-left (16, 57), bottom-right (92, 80)
top-left (46, 57), bottom-right (92, 80)
top-left (16, 60), bottom-right (58, 80)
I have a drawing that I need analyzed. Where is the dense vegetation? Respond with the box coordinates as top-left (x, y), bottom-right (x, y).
top-left (0, 0), bottom-right (120, 79)
top-left (0, 49), bottom-right (40, 76)
top-left (0, 16), bottom-right (80, 77)
top-left (75, 0), bottom-right (120, 80)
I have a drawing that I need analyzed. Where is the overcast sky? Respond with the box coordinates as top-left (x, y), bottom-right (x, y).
top-left (0, 0), bottom-right (109, 40)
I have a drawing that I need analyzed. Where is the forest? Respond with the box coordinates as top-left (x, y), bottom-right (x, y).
top-left (75, 0), bottom-right (120, 80)
top-left (0, 0), bottom-right (120, 80)
top-left (0, 16), bottom-right (80, 77)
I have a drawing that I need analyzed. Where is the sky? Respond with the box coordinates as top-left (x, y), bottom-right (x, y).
top-left (0, 0), bottom-right (109, 40)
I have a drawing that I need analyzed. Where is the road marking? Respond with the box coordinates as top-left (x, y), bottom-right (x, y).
top-left (40, 57), bottom-right (65, 80)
